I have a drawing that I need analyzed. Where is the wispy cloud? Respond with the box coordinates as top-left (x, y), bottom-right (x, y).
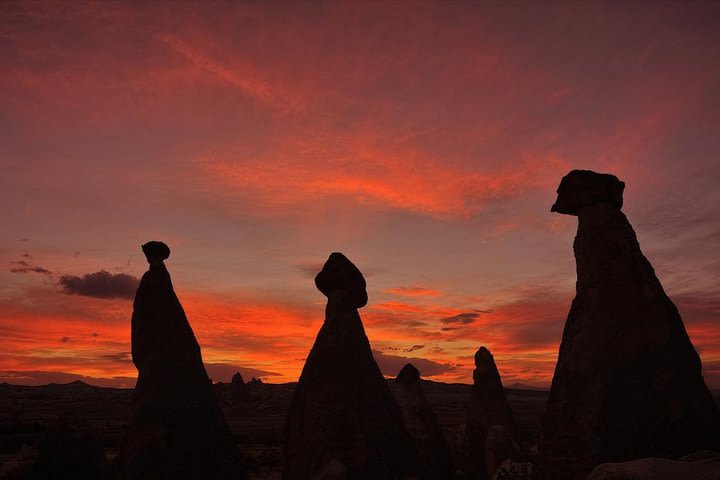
top-left (156, 32), bottom-right (298, 113)
top-left (9, 257), bottom-right (53, 276)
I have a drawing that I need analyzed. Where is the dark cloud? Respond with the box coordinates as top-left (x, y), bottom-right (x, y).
top-left (9, 259), bottom-right (53, 276)
top-left (439, 312), bottom-right (480, 325)
top-left (9, 251), bottom-right (53, 276)
top-left (371, 349), bottom-right (456, 378)
top-left (58, 270), bottom-right (139, 299)
top-left (10, 265), bottom-right (53, 275)
top-left (60, 336), bottom-right (70, 343)
top-left (10, 251), bottom-right (139, 299)
top-left (100, 352), bottom-right (132, 363)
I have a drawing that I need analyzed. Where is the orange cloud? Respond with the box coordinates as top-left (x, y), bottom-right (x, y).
top-left (2, 279), bottom-right (719, 389)
top-left (197, 144), bottom-right (570, 220)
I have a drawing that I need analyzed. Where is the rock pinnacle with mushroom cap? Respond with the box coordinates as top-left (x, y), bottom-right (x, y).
top-left (283, 252), bottom-right (418, 479)
top-left (540, 170), bottom-right (720, 479)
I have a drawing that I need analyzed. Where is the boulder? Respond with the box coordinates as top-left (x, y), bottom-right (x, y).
top-left (485, 425), bottom-right (520, 480)
top-left (492, 459), bottom-right (533, 480)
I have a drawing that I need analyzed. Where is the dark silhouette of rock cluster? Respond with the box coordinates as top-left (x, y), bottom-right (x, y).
top-left (540, 170), bottom-right (720, 479)
top-left (283, 252), bottom-right (419, 479)
top-left (230, 372), bottom-right (249, 405)
top-left (82, 170), bottom-right (719, 480)
top-left (118, 241), bottom-right (246, 480)
top-left (395, 363), bottom-right (452, 480)
top-left (463, 347), bottom-right (518, 480)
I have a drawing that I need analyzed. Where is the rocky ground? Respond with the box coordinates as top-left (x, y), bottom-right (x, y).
top-left (0, 381), bottom-right (716, 479)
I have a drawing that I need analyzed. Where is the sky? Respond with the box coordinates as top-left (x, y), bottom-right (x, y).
top-left (1, 1), bottom-right (719, 389)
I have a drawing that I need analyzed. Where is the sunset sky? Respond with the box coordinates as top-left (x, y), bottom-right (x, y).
top-left (1, 2), bottom-right (719, 389)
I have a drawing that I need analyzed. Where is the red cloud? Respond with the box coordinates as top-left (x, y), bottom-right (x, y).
top-left (197, 148), bottom-right (569, 220)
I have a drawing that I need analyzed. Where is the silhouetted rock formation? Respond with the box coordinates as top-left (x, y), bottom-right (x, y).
top-left (394, 363), bottom-right (452, 480)
top-left (118, 241), bottom-right (246, 480)
top-left (541, 170), bottom-right (720, 479)
top-left (283, 252), bottom-right (418, 479)
top-left (231, 372), bottom-right (249, 405)
top-left (464, 347), bottom-right (517, 480)
top-left (395, 363), bottom-right (421, 385)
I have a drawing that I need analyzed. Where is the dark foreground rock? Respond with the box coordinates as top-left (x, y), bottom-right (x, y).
top-left (231, 372), bottom-right (250, 405)
top-left (541, 170), bottom-right (720, 479)
top-left (395, 364), bottom-right (452, 480)
top-left (1, 415), bottom-right (110, 480)
top-left (117, 242), bottom-right (245, 480)
top-left (461, 347), bottom-right (517, 480)
top-left (283, 252), bottom-right (418, 479)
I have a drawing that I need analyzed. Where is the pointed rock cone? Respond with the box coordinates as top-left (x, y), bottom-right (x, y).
top-left (541, 171), bottom-right (720, 479)
top-left (283, 252), bottom-right (419, 479)
top-left (464, 347), bottom-right (517, 480)
top-left (118, 242), bottom-right (246, 480)
top-left (394, 364), bottom-right (452, 480)
top-left (230, 372), bottom-right (249, 405)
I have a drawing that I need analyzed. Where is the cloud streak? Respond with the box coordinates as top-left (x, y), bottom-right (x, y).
top-left (9, 258), bottom-right (53, 276)
top-left (156, 32), bottom-right (297, 113)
